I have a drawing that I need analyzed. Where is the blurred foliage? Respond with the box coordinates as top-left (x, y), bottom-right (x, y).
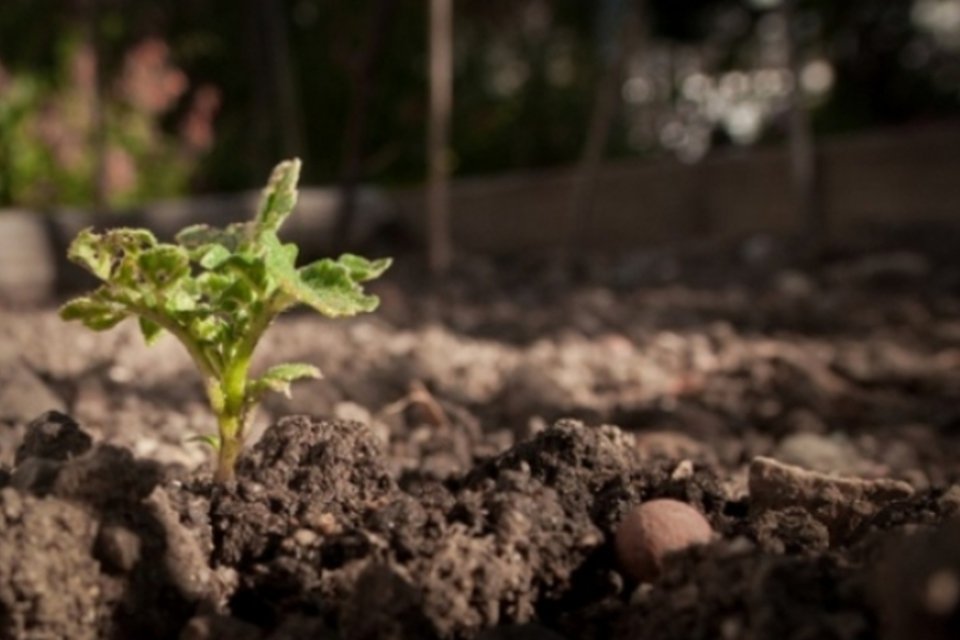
top-left (0, 35), bottom-right (213, 209)
top-left (1, 0), bottom-right (959, 207)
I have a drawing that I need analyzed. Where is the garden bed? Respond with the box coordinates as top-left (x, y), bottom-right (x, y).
top-left (1, 225), bottom-right (959, 639)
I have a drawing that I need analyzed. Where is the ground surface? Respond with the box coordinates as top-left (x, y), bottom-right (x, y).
top-left (1, 225), bottom-right (960, 639)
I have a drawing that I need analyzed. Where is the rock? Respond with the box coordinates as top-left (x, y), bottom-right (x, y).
top-left (16, 410), bottom-right (93, 464)
top-left (615, 499), bottom-right (714, 582)
top-left (748, 456), bottom-right (914, 545)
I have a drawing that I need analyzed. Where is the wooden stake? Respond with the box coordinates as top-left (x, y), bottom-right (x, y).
top-left (427, 0), bottom-right (453, 275)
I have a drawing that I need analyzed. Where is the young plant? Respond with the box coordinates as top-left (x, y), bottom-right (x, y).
top-left (59, 159), bottom-right (391, 481)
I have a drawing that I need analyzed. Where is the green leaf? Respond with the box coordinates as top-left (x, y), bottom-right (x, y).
top-left (190, 315), bottom-right (225, 343)
top-left (139, 317), bottom-right (163, 345)
top-left (67, 228), bottom-right (112, 280)
top-left (113, 254), bottom-right (142, 288)
top-left (249, 362), bottom-right (321, 399)
top-left (138, 245), bottom-right (190, 289)
top-left (60, 294), bottom-right (129, 330)
top-left (198, 243), bottom-right (232, 270)
top-left (254, 159), bottom-right (301, 237)
top-left (259, 232), bottom-right (386, 317)
top-left (337, 254), bottom-right (392, 282)
top-left (186, 434), bottom-right (221, 451)
top-left (221, 254), bottom-right (269, 292)
top-left (219, 280), bottom-right (256, 309)
top-left (163, 287), bottom-right (198, 313)
top-left (177, 223), bottom-right (251, 258)
top-left (295, 258), bottom-right (384, 317)
top-left (106, 228), bottom-right (157, 252)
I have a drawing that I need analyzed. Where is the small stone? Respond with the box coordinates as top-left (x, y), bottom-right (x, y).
top-left (671, 459), bottom-right (695, 481)
top-left (615, 499), bottom-right (714, 582)
top-left (306, 511), bottom-right (340, 536)
top-left (239, 480), bottom-right (265, 501)
top-left (292, 528), bottom-right (318, 546)
top-left (748, 456), bottom-right (914, 544)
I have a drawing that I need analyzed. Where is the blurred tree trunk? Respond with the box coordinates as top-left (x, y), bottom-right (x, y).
top-left (427, 0), bottom-right (453, 275)
top-left (565, 0), bottom-right (637, 259)
top-left (334, 0), bottom-right (399, 249)
top-left (247, 0), bottom-right (306, 167)
top-left (783, 0), bottom-right (824, 261)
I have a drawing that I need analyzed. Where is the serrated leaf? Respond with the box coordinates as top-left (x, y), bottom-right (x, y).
top-left (60, 294), bottom-right (129, 330)
top-left (138, 245), bottom-right (190, 289)
top-left (249, 362), bottom-right (321, 399)
top-left (260, 233), bottom-right (379, 317)
top-left (254, 159), bottom-right (301, 237)
top-left (176, 223), bottom-right (250, 253)
top-left (198, 244), bottom-right (232, 270)
top-left (295, 258), bottom-right (383, 317)
top-left (67, 228), bottom-right (112, 280)
top-left (106, 228), bottom-right (157, 252)
top-left (186, 434), bottom-right (221, 451)
top-left (139, 317), bottom-right (163, 345)
top-left (336, 254), bottom-right (392, 282)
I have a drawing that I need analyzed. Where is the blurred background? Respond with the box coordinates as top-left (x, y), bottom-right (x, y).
top-left (2, 0), bottom-right (960, 273)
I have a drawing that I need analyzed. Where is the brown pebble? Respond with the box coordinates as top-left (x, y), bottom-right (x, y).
top-left (615, 499), bottom-right (713, 582)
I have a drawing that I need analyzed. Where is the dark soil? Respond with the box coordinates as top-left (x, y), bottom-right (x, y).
top-left (2, 225), bottom-right (960, 639)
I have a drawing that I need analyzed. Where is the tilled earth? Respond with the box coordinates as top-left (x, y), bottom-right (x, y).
top-left (1, 227), bottom-right (960, 639)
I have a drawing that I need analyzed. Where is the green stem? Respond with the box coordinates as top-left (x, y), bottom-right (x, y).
top-left (215, 423), bottom-right (243, 483)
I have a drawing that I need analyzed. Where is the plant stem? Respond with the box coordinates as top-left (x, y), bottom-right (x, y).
top-left (215, 428), bottom-right (243, 483)
top-left (212, 357), bottom-right (251, 482)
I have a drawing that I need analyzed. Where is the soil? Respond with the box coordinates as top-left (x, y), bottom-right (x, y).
top-left (1, 224), bottom-right (960, 639)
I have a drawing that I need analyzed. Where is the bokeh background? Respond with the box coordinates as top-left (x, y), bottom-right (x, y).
top-left (2, 0), bottom-right (960, 264)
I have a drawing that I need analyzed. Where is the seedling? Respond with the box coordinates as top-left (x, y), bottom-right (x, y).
top-left (59, 159), bottom-right (391, 481)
